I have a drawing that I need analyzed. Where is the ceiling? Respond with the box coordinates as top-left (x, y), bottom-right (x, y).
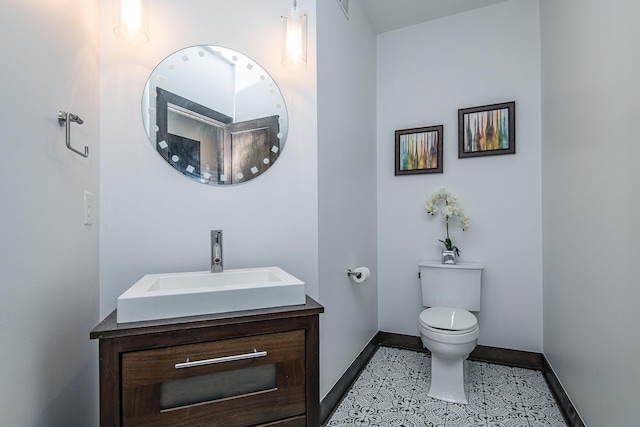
top-left (360, 0), bottom-right (510, 34)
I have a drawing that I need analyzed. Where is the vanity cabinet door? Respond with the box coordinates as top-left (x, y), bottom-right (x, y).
top-left (121, 330), bottom-right (306, 427)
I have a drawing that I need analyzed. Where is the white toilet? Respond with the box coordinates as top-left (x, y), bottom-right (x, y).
top-left (418, 260), bottom-right (483, 404)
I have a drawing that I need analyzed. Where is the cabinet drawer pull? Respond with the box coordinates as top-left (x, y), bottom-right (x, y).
top-left (175, 349), bottom-right (267, 369)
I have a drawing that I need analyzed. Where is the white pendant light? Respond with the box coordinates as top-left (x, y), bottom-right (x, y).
top-left (282, 0), bottom-right (308, 70)
top-left (114, 0), bottom-right (149, 44)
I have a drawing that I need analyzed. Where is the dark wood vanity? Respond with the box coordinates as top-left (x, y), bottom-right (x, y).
top-left (90, 296), bottom-right (323, 427)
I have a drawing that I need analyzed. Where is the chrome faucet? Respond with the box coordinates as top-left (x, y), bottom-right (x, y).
top-left (211, 230), bottom-right (223, 272)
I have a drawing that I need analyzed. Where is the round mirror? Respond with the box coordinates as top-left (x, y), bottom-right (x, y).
top-left (142, 46), bottom-right (288, 185)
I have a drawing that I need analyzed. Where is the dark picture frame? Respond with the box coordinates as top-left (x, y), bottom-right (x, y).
top-left (395, 125), bottom-right (443, 175)
top-left (458, 101), bottom-right (515, 158)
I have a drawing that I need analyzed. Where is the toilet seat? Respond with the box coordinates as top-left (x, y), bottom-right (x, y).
top-left (419, 307), bottom-right (477, 335)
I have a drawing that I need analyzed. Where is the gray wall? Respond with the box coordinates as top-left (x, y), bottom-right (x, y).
top-left (317, 0), bottom-right (379, 397)
top-left (99, 0), bottom-right (319, 317)
top-left (5, 1), bottom-right (639, 424)
top-left (377, 0), bottom-right (543, 352)
top-left (0, 0), bottom-right (100, 425)
top-left (541, 0), bottom-right (640, 424)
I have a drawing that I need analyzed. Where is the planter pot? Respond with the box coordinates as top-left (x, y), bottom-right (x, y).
top-left (442, 250), bottom-right (456, 265)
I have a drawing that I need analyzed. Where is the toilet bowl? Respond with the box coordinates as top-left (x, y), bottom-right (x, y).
top-left (419, 307), bottom-right (479, 404)
top-left (418, 261), bottom-right (483, 404)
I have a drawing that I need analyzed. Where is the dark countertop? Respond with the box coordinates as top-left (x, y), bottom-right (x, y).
top-left (90, 295), bottom-right (324, 340)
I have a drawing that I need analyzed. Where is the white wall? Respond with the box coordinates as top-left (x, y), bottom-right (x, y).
top-left (377, 0), bottom-right (543, 351)
top-left (99, 0), bottom-right (319, 320)
top-left (317, 0), bottom-right (378, 398)
top-left (0, 0), bottom-right (100, 425)
top-left (541, 0), bottom-right (640, 424)
top-left (5, 1), bottom-right (637, 423)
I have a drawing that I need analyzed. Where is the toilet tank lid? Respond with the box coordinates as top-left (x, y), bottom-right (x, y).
top-left (420, 307), bottom-right (477, 331)
top-left (419, 260), bottom-right (484, 270)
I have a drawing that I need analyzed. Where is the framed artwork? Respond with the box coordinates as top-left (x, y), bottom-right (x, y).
top-left (458, 101), bottom-right (515, 158)
top-left (395, 125), bottom-right (443, 175)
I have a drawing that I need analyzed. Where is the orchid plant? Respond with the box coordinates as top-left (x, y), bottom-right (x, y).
top-left (424, 188), bottom-right (470, 256)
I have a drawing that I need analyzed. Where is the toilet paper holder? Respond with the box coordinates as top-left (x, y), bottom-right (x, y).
top-left (347, 269), bottom-right (362, 279)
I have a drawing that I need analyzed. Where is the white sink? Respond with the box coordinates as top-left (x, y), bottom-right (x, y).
top-left (116, 267), bottom-right (306, 323)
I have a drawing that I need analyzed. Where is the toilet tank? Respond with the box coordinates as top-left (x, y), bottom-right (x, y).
top-left (419, 261), bottom-right (483, 311)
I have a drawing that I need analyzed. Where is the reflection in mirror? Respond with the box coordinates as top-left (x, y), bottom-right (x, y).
top-left (142, 46), bottom-right (288, 185)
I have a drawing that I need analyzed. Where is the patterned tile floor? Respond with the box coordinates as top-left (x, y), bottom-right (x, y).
top-left (325, 346), bottom-right (567, 427)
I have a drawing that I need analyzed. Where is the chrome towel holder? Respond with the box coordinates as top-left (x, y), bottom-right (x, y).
top-left (58, 110), bottom-right (88, 158)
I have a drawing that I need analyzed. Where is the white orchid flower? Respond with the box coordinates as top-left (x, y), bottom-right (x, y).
top-left (424, 188), bottom-right (470, 255)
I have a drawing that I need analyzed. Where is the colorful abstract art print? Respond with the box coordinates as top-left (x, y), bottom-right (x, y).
top-left (458, 101), bottom-right (515, 158)
top-left (395, 125), bottom-right (443, 175)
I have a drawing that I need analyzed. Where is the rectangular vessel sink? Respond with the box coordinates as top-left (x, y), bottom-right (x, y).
top-left (117, 267), bottom-right (306, 323)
